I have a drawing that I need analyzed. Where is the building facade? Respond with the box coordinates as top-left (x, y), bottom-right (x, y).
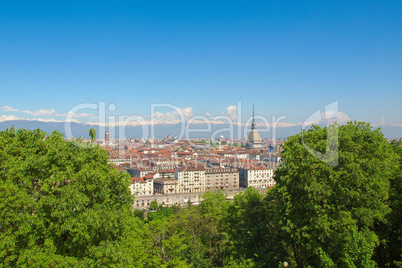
top-left (154, 178), bottom-right (179, 194)
top-left (175, 167), bottom-right (206, 193)
top-left (239, 167), bottom-right (275, 188)
top-left (205, 168), bottom-right (239, 191)
top-left (129, 173), bottom-right (158, 196)
top-left (128, 167), bottom-right (175, 178)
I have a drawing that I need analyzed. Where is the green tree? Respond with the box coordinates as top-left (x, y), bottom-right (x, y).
top-left (147, 206), bottom-right (175, 222)
top-left (199, 190), bottom-right (229, 224)
top-left (225, 187), bottom-right (280, 267)
top-left (169, 206), bottom-right (211, 267)
top-left (149, 200), bottom-right (159, 211)
top-left (142, 217), bottom-right (191, 267)
top-left (198, 191), bottom-right (230, 266)
top-left (0, 128), bottom-right (146, 266)
top-left (272, 122), bottom-right (399, 267)
top-left (373, 139), bottom-right (402, 267)
top-left (134, 209), bottom-right (145, 220)
top-left (88, 128), bottom-right (96, 143)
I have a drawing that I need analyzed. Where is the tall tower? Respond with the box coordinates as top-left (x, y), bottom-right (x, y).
top-left (251, 105), bottom-right (256, 130)
top-left (105, 131), bottom-right (109, 146)
top-left (246, 106), bottom-right (263, 149)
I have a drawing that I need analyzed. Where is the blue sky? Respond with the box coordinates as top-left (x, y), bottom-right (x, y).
top-left (0, 0), bottom-right (401, 129)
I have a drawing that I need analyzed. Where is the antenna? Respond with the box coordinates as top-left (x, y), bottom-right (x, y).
top-left (251, 105), bottom-right (256, 130)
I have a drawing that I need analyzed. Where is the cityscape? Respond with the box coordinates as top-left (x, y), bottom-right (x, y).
top-left (1, 1), bottom-right (401, 267)
top-left (99, 109), bottom-right (281, 209)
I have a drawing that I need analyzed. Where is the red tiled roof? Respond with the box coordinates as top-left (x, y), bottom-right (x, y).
top-left (144, 172), bottom-right (157, 179)
top-left (131, 177), bottom-right (146, 183)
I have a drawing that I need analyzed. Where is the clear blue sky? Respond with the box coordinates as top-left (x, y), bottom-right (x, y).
top-left (1, 0), bottom-right (401, 127)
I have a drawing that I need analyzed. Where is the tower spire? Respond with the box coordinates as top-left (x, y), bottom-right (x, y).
top-left (246, 105), bottom-right (262, 149)
top-left (251, 105), bottom-right (256, 130)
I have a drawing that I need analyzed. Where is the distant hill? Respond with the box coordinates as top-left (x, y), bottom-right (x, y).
top-left (0, 120), bottom-right (400, 139)
top-left (0, 120), bottom-right (92, 138)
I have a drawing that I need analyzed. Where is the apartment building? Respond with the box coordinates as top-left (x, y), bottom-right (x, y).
top-left (239, 166), bottom-right (275, 188)
top-left (175, 167), bottom-right (206, 193)
top-left (154, 177), bottom-right (179, 194)
top-left (205, 168), bottom-right (239, 191)
top-left (128, 167), bottom-right (175, 178)
top-left (129, 173), bottom-right (158, 196)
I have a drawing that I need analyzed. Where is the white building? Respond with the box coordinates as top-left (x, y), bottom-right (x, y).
top-left (108, 157), bottom-right (131, 165)
top-left (129, 172), bottom-right (158, 196)
top-left (239, 167), bottom-right (275, 188)
top-left (154, 178), bottom-right (179, 194)
top-left (175, 167), bottom-right (206, 193)
top-left (128, 167), bottom-right (175, 178)
top-left (217, 151), bottom-right (248, 159)
top-left (261, 153), bottom-right (281, 163)
top-left (248, 153), bottom-right (261, 161)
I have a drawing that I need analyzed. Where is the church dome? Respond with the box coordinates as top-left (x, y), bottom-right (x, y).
top-left (248, 129), bottom-right (262, 143)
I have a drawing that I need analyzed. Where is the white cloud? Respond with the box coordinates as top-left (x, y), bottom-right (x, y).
top-left (372, 117), bottom-right (386, 127)
top-left (31, 108), bottom-right (57, 116)
top-left (298, 109), bottom-right (353, 129)
top-left (0, 115), bottom-right (78, 123)
top-left (337, 112), bottom-right (351, 124)
top-left (372, 118), bottom-right (402, 127)
top-left (319, 111), bottom-right (351, 125)
top-left (2, 106), bottom-right (19, 112)
top-left (63, 111), bottom-right (94, 118)
top-left (225, 105), bottom-right (238, 120)
top-left (2, 106), bottom-right (58, 116)
top-left (175, 107), bottom-right (193, 120)
top-left (149, 106), bottom-right (194, 124)
top-left (0, 115), bottom-right (21, 122)
top-left (2, 105), bottom-right (93, 119)
top-left (253, 121), bottom-right (298, 128)
top-left (152, 111), bottom-right (178, 122)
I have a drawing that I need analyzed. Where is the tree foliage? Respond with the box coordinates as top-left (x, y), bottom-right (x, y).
top-left (88, 128), bottom-right (96, 143)
top-left (1, 125), bottom-right (400, 267)
top-left (373, 139), bottom-right (402, 267)
top-left (149, 200), bottom-right (159, 211)
top-left (0, 128), bottom-right (146, 267)
top-left (271, 122), bottom-right (399, 267)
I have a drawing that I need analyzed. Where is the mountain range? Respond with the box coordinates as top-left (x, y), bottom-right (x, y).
top-left (0, 120), bottom-right (400, 140)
